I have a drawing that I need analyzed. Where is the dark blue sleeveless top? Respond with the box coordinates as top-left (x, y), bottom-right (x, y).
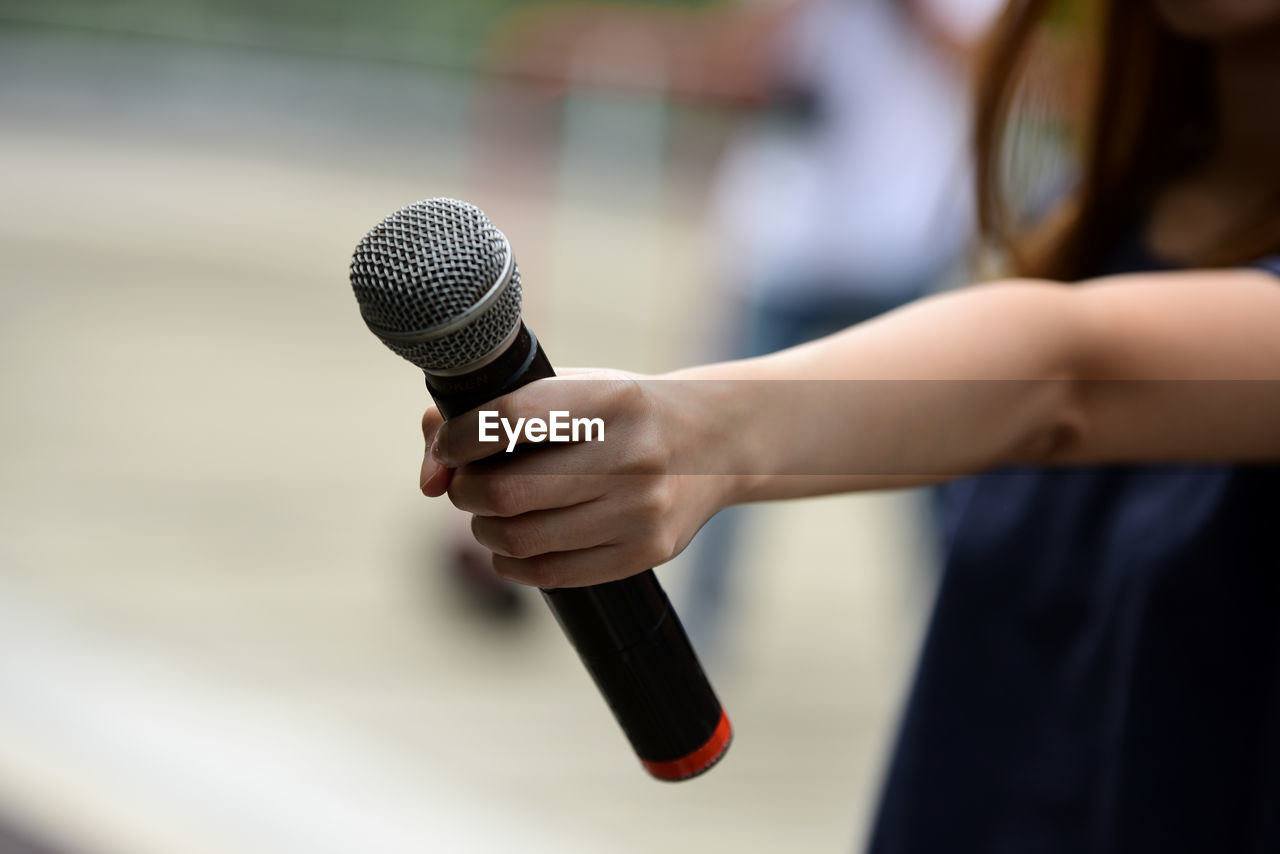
top-left (868, 246), bottom-right (1280, 853)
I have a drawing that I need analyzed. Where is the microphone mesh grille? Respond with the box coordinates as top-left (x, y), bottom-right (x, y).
top-left (349, 198), bottom-right (522, 373)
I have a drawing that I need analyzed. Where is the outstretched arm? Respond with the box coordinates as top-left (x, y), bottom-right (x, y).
top-left (685, 268), bottom-right (1280, 500)
top-left (422, 269), bottom-right (1280, 587)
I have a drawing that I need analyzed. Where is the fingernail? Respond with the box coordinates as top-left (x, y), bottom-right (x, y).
top-left (430, 437), bottom-right (447, 465)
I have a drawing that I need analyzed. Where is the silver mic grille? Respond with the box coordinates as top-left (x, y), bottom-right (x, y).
top-left (349, 198), bottom-right (523, 374)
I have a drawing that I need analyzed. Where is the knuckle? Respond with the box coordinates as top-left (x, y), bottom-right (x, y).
top-left (479, 474), bottom-right (526, 518)
top-left (636, 480), bottom-right (672, 520)
top-left (445, 470), bottom-right (481, 513)
top-left (488, 388), bottom-right (530, 429)
top-left (446, 479), bottom-right (472, 513)
top-left (619, 434), bottom-right (665, 475)
top-left (612, 377), bottom-right (646, 410)
top-left (469, 514), bottom-right (498, 552)
top-left (499, 519), bottom-right (543, 559)
top-left (471, 511), bottom-right (541, 559)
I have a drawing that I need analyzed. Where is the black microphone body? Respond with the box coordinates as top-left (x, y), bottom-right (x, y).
top-left (424, 321), bottom-right (730, 780)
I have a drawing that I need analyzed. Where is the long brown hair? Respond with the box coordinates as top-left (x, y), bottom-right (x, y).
top-left (974, 0), bottom-right (1280, 279)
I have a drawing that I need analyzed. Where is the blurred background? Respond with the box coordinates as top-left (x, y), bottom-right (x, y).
top-left (0, 0), bottom-right (1004, 850)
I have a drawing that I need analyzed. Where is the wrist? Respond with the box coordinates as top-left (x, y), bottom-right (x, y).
top-left (656, 366), bottom-right (774, 511)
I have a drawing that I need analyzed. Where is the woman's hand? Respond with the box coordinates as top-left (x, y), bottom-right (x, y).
top-left (418, 370), bottom-right (748, 589)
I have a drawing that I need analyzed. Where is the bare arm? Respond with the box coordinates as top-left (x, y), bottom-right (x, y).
top-left (424, 269), bottom-right (1280, 587)
top-left (683, 269), bottom-right (1280, 501)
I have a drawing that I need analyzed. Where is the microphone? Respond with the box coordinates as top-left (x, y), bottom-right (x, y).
top-left (349, 198), bottom-right (732, 781)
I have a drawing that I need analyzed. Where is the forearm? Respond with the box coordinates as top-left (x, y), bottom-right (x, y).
top-left (671, 272), bottom-right (1280, 504)
top-left (672, 281), bottom-right (1085, 501)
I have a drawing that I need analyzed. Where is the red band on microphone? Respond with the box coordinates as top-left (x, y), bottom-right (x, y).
top-left (640, 709), bottom-right (733, 782)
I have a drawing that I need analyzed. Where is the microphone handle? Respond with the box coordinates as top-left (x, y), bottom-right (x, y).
top-left (424, 324), bottom-right (731, 781)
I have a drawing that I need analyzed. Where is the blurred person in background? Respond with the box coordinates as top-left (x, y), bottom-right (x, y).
top-left (420, 0), bottom-right (1280, 850)
top-left (687, 0), bottom-right (1003, 655)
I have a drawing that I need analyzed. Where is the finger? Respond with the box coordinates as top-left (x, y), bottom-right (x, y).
top-left (470, 499), bottom-right (618, 559)
top-left (433, 374), bottom-right (637, 468)
top-left (420, 407), bottom-right (451, 496)
top-left (491, 543), bottom-right (653, 589)
top-left (446, 449), bottom-right (610, 516)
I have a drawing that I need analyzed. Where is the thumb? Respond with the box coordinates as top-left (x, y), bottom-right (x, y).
top-left (419, 407), bottom-right (451, 497)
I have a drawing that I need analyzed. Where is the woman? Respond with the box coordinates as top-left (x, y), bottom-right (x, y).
top-left (421, 0), bottom-right (1280, 850)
